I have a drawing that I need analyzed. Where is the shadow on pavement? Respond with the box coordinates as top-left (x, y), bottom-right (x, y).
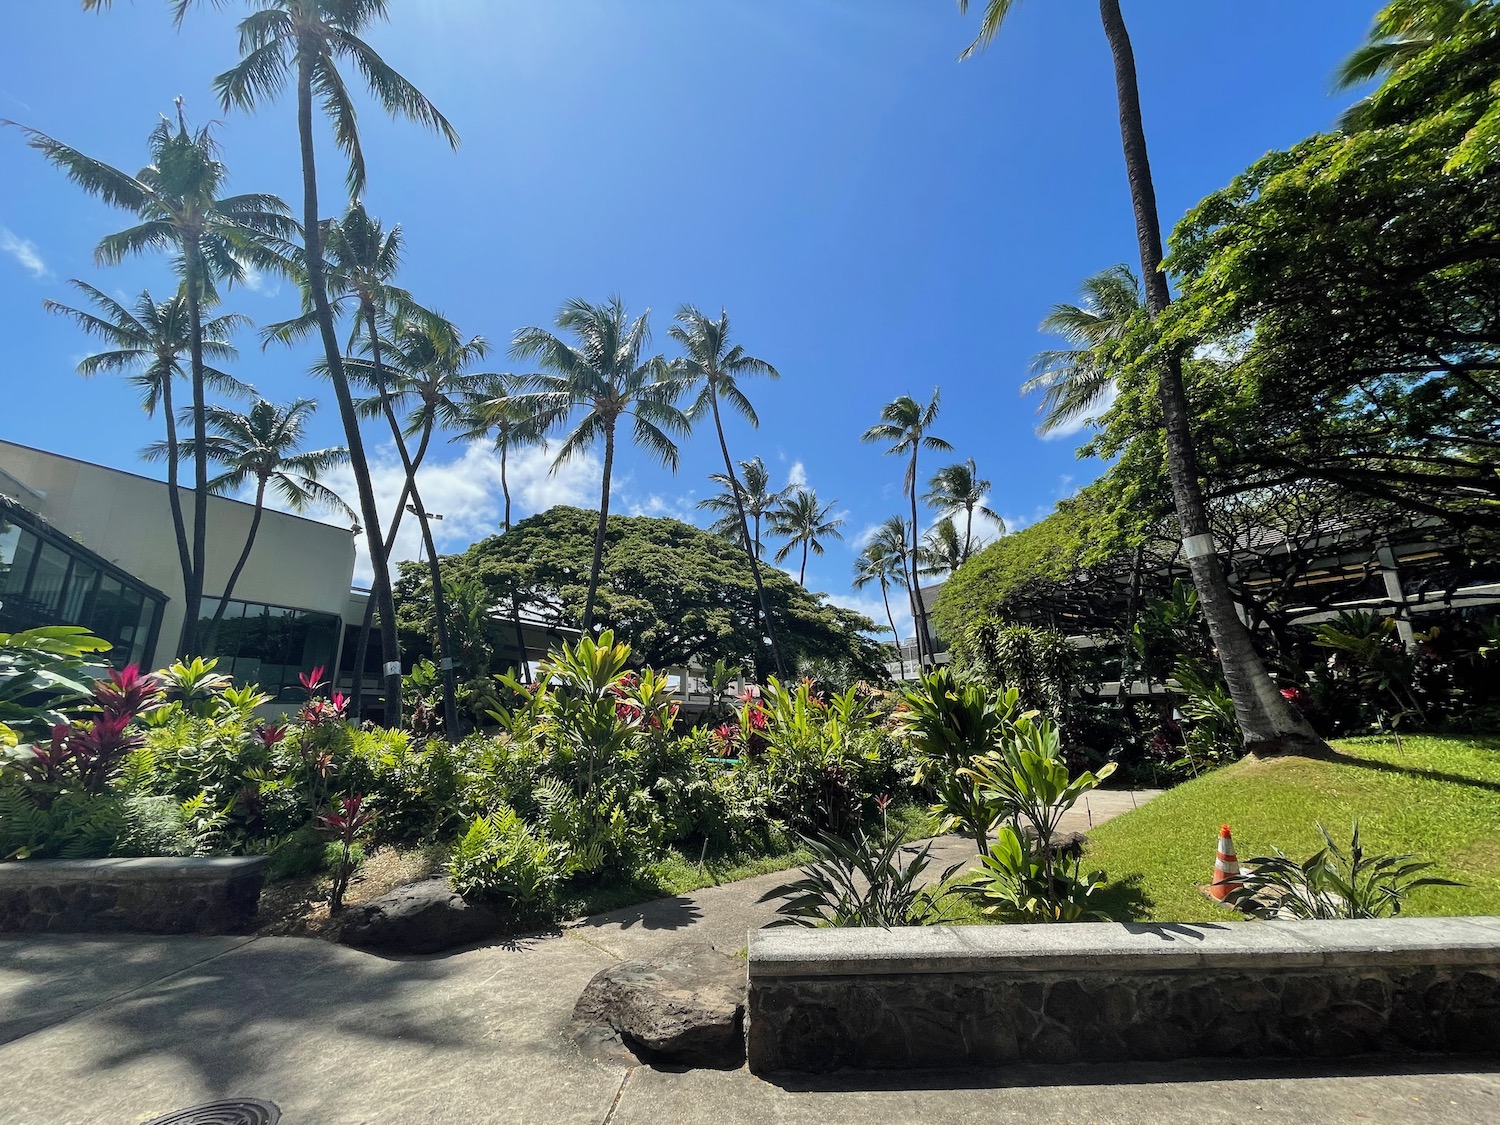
top-left (760, 1053), bottom-right (1500, 1092)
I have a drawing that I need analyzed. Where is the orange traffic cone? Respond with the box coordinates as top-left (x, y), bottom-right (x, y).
top-left (1207, 824), bottom-right (1242, 901)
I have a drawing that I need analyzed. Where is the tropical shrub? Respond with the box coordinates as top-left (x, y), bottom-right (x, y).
top-left (1231, 821), bottom-right (1460, 920)
top-left (759, 828), bottom-right (960, 928)
top-left (0, 626), bottom-right (113, 745)
top-left (959, 713), bottom-right (1116, 923)
top-left (448, 805), bottom-right (569, 914)
top-left (897, 668), bottom-right (1018, 851)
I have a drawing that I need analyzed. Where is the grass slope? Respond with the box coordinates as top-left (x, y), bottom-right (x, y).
top-left (1084, 733), bottom-right (1500, 923)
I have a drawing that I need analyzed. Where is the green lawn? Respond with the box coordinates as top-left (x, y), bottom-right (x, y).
top-left (1082, 733), bottom-right (1500, 923)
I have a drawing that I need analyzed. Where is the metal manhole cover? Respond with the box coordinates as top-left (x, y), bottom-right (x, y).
top-left (143, 1100), bottom-right (281, 1125)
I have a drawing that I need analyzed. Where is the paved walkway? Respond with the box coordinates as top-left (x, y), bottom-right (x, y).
top-left (1, 789), bottom-right (1497, 1124)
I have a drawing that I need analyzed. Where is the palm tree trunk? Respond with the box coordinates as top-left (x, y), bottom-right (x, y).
top-left (363, 310), bottom-right (458, 735)
top-left (709, 395), bottom-right (786, 679)
top-left (878, 576), bottom-right (901, 676)
top-left (754, 512), bottom-right (763, 559)
top-left (179, 249), bottom-right (209, 658)
top-left (962, 504), bottom-right (974, 563)
top-left (1097, 0), bottom-right (1322, 754)
top-left (581, 423), bottom-right (614, 633)
top-left (297, 49), bottom-right (403, 726)
top-left (350, 423), bottom-right (432, 720)
top-left (501, 438), bottom-right (512, 531)
top-left (203, 476), bottom-right (266, 653)
top-left (908, 452), bottom-right (932, 667)
top-left (799, 541), bottom-right (808, 586)
top-left (158, 371), bottom-right (194, 650)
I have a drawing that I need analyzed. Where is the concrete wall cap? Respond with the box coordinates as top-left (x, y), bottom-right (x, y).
top-left (0, 856), bottom-right (270, 885)
top-left (747, 917), bottom-right (1500, 978)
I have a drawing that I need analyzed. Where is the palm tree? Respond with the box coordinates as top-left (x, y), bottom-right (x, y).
top-left (45, 282), bottom-right (248, 624)
top-left (152, 398), bottom-right (352, 652)
top-left (458, 372), bottom-right (549, 681)
top-left (698, 457), bottom-right (788, 560)
top-left (958, 0), bottom-right (1323, 752)
top-left (346, 318), bottom-right (489, 735)
top-left (770, 488), bottom-right (845, 586)
top-left (1022, 264), bottom-right (1143, 435)
top-left (870, 516), bottom-right (919, 673)
top-left (923, 458), bottom-right (1004, 562)
top-left (1336, 0), bottom-right (1474, 91)
top-left (265, 201), bottom-right (448, 721)
top-left (853, 540), bottom-right (906, 673)
top-left (206, 0), bottom-right (460, 725)
top-left (670, 306), bottom-right (787, 678)
top-left (9, 107), bottom-right (295, 657)
top-left (862, 391), bottom-right (951, 667)
top-left (918, 516), bottom-right (966, 580)
top-left (511, 297), bottom-right (688, 633)
top-left (461, 373), bottom-right (549, 533)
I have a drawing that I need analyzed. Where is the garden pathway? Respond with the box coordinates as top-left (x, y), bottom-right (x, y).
top-left (2, 787), bottom-right (1498, 1124)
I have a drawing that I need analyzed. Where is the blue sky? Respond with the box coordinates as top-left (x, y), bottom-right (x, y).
top-left (1, 1), bottom-right (1377, 635)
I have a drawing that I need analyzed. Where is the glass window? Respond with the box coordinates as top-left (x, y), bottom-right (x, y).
top-left (62, 560), bottom-right (99, 622)
top-left (131, 598), bottom-right (159, 667)
top-left (200, 598), bottom-right (341, 700)
top-left (0, 527), bottom-right (39, 631)
top-left (29, 544), bottom-right (71, 618)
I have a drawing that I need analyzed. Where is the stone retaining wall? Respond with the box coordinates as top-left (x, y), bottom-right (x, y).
top-left (746, 918), bottom-right (1500, 1072)
top-left (0, 857), bottom-right (268, 935)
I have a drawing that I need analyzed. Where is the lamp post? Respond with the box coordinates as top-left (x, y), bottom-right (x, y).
top-left (409, 504), bottom-right (443, 562)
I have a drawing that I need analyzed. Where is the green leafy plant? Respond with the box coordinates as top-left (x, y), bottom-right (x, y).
top-left (758, 828), bottom-right (961, 928)
top-left (964, 825), bottom-right (1109, 922)
top-left (960, 714), bottom-right (1116, 922)
top-left (448, 806), bottom-right (568, 914)
top-left (0, 626), bottom-right (112, 744)
top-left (1314, 611), bottom-right (1426, 728)
top-left (898, 668), bottom-right (1019, 851)
top-left (1232, 820), bottom-right (1461, 920)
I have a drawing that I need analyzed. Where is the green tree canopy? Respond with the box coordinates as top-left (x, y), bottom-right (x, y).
top-left (395, 507), bottom-right (888, 681)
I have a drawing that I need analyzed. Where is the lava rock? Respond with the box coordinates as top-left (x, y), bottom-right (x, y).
top-left (338, 878), bottom-right (504, 954)
top-left (571, 943), bottom-right (746, 1068)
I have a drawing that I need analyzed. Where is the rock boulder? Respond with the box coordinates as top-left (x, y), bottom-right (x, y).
top-left (338, 878), bottom-right (504, 955)
top-left (571, 943), bottom-right (746, 1068)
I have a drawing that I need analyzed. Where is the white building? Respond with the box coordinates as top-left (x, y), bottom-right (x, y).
top-left (0, 439), bottom-right (356, 703)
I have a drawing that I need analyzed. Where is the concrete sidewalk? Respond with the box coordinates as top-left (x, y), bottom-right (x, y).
top-left (2, 789), bottom-right (1497, 1124)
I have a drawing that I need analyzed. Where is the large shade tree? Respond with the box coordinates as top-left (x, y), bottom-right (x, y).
top-left (155, 397), bottom-right (352, 651)
top-left (862, 391), bottom-right (950, 667)
top-left (199, 0), bottom-right (460, 724)
top-left (510, 297), bottom-right (689, 633)
top-left (395, 508), bottom-right (889, 681)
top-left (957, 0), bottom-right (1322, 753)
top-left (9, 109), bottom-right (294, 657)
top-left (670, 306), bottom-right (787, 678)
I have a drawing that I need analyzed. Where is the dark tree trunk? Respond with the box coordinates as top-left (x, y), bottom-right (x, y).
top-left (297, 47), bottom-right (402, 725)
top-left (500, 443), bottom-right (532, 681)
top-left (203, 475), bottom-right (266, 653)
top-left (799, 541), bottom-right (808, 586)
top-left (158, 368), bottom-right (194, 650)
top-left (581, 423), bottom-right (614, 633)
top-left (879, 577), bottom-right (901, 676)
top-left (179, 248), bottom-right (208, 658)
top-left (1097, 0), bottom-right (1323, 754)
top-left (710, 394), bottom-right (787, 679)
top-left (908, 450), bottom-right (933, 667)
top-left (364, 309), bottom-right (458, 734)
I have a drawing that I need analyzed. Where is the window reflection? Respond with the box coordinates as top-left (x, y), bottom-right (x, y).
top-left (199, 597), bottom-right (341, 702)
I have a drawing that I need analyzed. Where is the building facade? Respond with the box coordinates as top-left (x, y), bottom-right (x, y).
top-left (0, 440), bottom-right (356, 699)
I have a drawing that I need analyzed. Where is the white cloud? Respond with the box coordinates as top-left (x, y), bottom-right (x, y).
top-left (623, 491), bottom-right (697, 521)
top-left (786, 460), bottom-right (808, 489)
top-left (237, 264), bottom-right (281, 300)
top-left (827, 588), bottom-right (912, 645)
top-left (1037, 381), bottom-right (1119, 439)
top-left (0, 227), bottom-right (49, 279)
top-left (266, 439), bottom-right (599, 584)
